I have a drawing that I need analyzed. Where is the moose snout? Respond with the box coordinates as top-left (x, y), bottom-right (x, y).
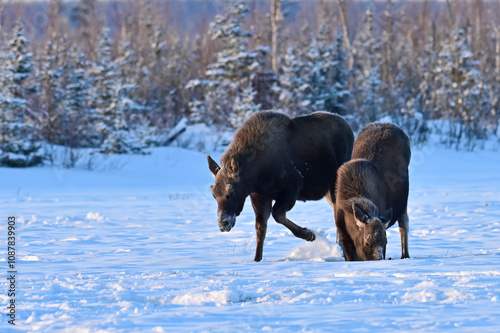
top-left (217, 212), bottom-right (235, 232)
top-left (374, 246), bottom-right (385, 260)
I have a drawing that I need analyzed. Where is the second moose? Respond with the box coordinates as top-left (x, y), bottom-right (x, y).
top-left (335, 123), bottom-right (411, 261)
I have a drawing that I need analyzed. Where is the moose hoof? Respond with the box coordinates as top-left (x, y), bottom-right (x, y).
top-left (303, 228), bottom-right (316, 242)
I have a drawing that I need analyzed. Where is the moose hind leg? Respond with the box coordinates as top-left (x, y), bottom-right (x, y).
top-left (272, 196), bottom-right (316, 242)
top-left (251, 194), bottom-right (272, 262)
top-left (398, 210), bottom-right (410, 259)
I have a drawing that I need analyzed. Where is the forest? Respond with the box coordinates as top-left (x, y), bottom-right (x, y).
top-left (1, 0), bottom-right (500, 167)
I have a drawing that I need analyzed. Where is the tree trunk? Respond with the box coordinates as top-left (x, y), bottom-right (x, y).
top-left (494, 26), bottom-right (500, 84)
top-left (270, 0), bottom-right (281, 72)
top-left (337, 0), bottom-right (353, 69)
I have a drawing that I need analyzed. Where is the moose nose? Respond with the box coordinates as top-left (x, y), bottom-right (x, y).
top-left (219, 223), bottom-right (232, 232)
top-left (217, 212), bottom-right (235, 232)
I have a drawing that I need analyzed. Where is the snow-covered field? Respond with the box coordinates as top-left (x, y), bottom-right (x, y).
top-left (1, 144), bottom-right (500, 332)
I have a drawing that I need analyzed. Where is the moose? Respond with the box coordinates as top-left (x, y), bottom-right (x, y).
top-left (208, 111), bottom-right (354, 261)
top-left (335, 123), bottom-right (411, 261)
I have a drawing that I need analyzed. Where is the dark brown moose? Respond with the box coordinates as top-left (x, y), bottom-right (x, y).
top-left (335, 123), bottom-right (411, 261)
top-left (208, 111), bottom-right (354, 261)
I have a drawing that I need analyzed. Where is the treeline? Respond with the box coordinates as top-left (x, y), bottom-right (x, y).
top-left (1, 0), bottom-right (500, 167)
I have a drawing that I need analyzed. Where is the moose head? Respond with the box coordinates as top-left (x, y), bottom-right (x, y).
top-left (208, 156), bottom-right (247, 233)
top-left (351, 201), bottom-right (393, 261)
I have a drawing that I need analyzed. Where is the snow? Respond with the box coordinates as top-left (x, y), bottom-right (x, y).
top-left (1, 144), bottom-right (500, 332)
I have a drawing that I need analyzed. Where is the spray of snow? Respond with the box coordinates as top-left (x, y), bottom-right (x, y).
top-left (286, 230), bottom-right (342, 261)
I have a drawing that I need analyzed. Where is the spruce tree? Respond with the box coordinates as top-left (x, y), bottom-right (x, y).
top-left (0, 23), bottom-right (43, 167)
top-left (187, 1), bottom-right (265, 128)
top-left (433, 29), bottom-right (490, 149)
top-left (274, 45), bottom-right (306, 115)
top-left (38, 34), bottom-right (65, 145)
top-left (361, 67), bottom-right (382, 123)
top-left (352, 2), bottom-right (383, 122)
top-left (91, 27), bottom-right (147, 154)
top-left (329, 30), bottom-right (351, 115)
top-left (301, 22), bottom-right (335, 113)
top-left (63, 50), bottom-right (93, 147)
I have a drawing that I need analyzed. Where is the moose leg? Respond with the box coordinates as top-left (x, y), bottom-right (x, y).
top-left (272, 191), bottom-right (316, 242)
top-left (398, 209), bottom-right (410, 259)
top-left (334, 212), bottom-right (357, 261)
top-left (339, 232), bottom-right (357, 261)
top-left (251, 194), bottom-right (272, 262)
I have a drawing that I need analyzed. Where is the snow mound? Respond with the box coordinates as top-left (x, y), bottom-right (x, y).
top-left (286, 230), bottom-right (342, 261)
top-left (172, 290), bottom-right (242, 306)
top-left (85, 212), bottom-right (104, 222)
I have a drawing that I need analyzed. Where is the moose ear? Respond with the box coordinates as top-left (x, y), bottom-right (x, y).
top-left (207, 156), bottom-right (221, 177)
top-left (226, 158), bottom-right (239, 178)
top-left (353, 203), bottom-right (369, 228)
top-left (380, 208), bottom-right (393, 229)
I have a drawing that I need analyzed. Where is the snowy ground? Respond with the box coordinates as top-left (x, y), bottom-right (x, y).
top-left (1, 144), bottom-right (499, 332)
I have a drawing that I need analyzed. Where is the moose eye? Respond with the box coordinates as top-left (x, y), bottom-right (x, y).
top-left (225, 184), bottom-right (235, 198)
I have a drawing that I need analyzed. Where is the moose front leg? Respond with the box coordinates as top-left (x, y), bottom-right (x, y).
top-left (338, 230), bottom-right (357, 261)
top-left (334, 211), bottom-right (357, 261)
top-left (271, 191), bottom-right (316, 242)
top-left (251, 193), bottom-right (272, 262)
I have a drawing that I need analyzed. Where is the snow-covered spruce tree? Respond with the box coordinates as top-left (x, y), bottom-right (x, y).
top-left (352, 2), bottom-right (383, 123)
top-left (376, 5), bottom-right (428, 143)
top-left (187, 1), bottom-right (265, 128)
top-left (62, 50), bottom-right (93, 147)
top-left (0, 23), bottom-right (43, 167)
top-left (433, 29), bottom-right (490, 150)
top-left (329, 29), bottom-right (351, 116)
top-left (275, 25), bottom-right (350, 117)
top-left (418, 33), bottom-right (439, 118)
top-left (38, 34), bottom-right (65, 145)
top-left (300, 22), bottom-right (334, 113)
top-left (352, 2), bottom-right (382, 79)
top-left (360, 67), bottom-right (382, 123)
top-left (232, 85), bottom-right (260, 126)
top-left (90, 27), bottom-right (147, 154)
top-left (273, 45), bottom-right (306, 115)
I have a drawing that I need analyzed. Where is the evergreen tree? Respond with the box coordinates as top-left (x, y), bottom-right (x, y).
top-left (274, 45), bottom-right (306, 115)
top-left (433, 29), bottom-right (490, 149)
top-left (38, 33), bottom-right (65, 145)
top-left (91, 27), bottom-right (147, 154)
top-left (274, 25), bottom-right (350, 116)
top-left (329, 30), bottom-right (351, 115)
top-left (231, 84), bottom-right (260, 127)
top-left (352, 2), bottom-right (383, 122)
top-left (63, 50), bottom-right (93, 147)
top-left (0, 23), bottom-right (43, 167)
top-left (301, 22), bottom-right (335, 113)
top-left (187, 1), bottom-right (265, 127)
top-left (89, 27), bottom-right (115, 146)
top-left (361, 67), bottom-right (382, 123)
top-left (353, 2), bottom-right (382, 78)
